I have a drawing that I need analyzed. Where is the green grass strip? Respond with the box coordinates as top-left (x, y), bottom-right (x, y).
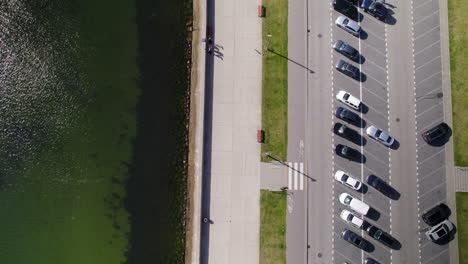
top-left (260, 190), bottom-right (287, 264)
top-left (261, 0), bottom-right (288, 161)
top-left (448, 0), bottom-right (468, 166)
top-left (456, 192), bottom-right (468, 264)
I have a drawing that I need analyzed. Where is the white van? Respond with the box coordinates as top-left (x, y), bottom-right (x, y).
top-left (339, 193), bottom-right (370, 215)
top-left (336, 90), bottom-right (361, 110)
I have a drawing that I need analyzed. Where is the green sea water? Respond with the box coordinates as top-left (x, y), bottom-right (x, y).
top-left (0, 0), bottom-right (138, 263)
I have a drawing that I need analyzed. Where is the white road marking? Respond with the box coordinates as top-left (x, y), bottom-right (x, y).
top-left (294, 162), bottom-right (298, 190)
top-left (299, 162), bottom-right (304, 190)
top-left (288, 162), bottom-right (293, 190)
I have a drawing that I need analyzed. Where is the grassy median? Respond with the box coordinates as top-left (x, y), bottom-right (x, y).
top-left (260, 190), bottom-right (287, 264)
top-left (261, 0), bottom-right (288, 161)
top-left (448, 0), bottom-right (468, 166)
top-left (456, 192), bottom-right (468, 264)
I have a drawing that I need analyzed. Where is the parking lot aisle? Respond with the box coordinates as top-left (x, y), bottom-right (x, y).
top-left (304, 0), bottom-right (335, 263)
top-left (386, 0), bottom-right (421, 263)
top-left (286, 0), bottom-right (308, 261)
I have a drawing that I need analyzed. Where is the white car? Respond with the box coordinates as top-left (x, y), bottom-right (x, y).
top-left (366, 125), bottom-right (395, 147)
top-left (335, 16), bottom-right (361, 36)
top-left (425, 220), bottom-right (454, 242)
top-left (340, 209), bottom-right (364, 229)
top-left (334, 170), bottom-right (362, 190)
top-left (336, 90), bottom-right (361, 110)
top-left (339, 193), bottom-right (370, 215)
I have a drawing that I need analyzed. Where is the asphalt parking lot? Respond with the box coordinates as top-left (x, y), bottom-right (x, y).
top-left (329, 0), bottom-right (451, 263)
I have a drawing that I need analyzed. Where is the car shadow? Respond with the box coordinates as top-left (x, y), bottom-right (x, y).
top-left (366, 208), bottom-right (380, 221)
top-left (390, 139), bottom-right (400, 150)
top-left (363, 240), bottom-right (375, 253)
top-left (332, 123), bottom-right (366, 146)
top-left (384, 15), bottom-right (397, 25)
top-left (359, 30), bottom-right (368, 40)
top-left (426, 127), bottom-right (452, 147)
top-left (390, 237), bottom-right (402, 250)
top-left (358, 118), bottom-right (367, 128)
top-left (434, 226), bottom-right (457, 245)
top-left (359, 103), bottom-right (369, 114)
top-left (358, 72), bottom-right (367, 82)
top-left (356, 54), bottom-right (365, 64)
top-left (358, 184), bottom-right (368, 194)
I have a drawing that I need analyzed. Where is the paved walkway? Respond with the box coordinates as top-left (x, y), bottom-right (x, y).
top-left (199, 0), bottom-right (263, 263)
top-left (454, 167), bottom-right (468, 192)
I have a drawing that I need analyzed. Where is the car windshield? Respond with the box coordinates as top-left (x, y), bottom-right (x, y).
top-left (375, 130), bottom-right (382, 137)
top-left (436, 228), bottom-right (447, 237)
top-left (342, 174), bottom-right (349, 181)
top-left (343, 18), bottom-right (349, 25)
top-left (343, 93), bottom-right (350, 100)
top-left (347, 215), bottom-right (354, 221)
top-left (344, 196), bottom-right (352, 205)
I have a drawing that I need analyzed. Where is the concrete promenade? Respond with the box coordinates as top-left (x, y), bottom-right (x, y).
top-left (197, 0), bottom-right (263, 263)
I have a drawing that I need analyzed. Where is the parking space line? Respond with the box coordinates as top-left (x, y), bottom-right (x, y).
top-left (414, 25), bottom-right (440, 41)
top-left (365, 74), bottom-right (388, 89)
top-left (361, 41), bottom-right (387, 57)
top-left (416, 118), bottom-right (444, 135)
top-left (414, 40), bottom-right (440, 57)
top-left (362, 104), bottom-right (388, 120)
top-left (363, 149), bottom-right (390, 167)
top-left (419, 165), bottom-right (444, 181)
top-left (363, 58), bottom-right (387, 72)
top-left (363, 88), bottom-right (388, 105)
top-left (414, 0), bottom-right (435, 11)
top-left (418, 148), bottom-right (445, 167)
top-left (415, 55), bottom-right (441, 72)
top-left (415, 70), bottom-right (441, 86)
top-left (363, 27), bottom-right (386, 42)
top-left (415, 102), bottom-right (441, 118)
top-left (335, 248), bottom-right (356, 264)
top-left (420, 248), bottom-right (449, 264)
top-left (419, 181), bottom-right (446, 200)
top-left (414, 10), bottom-right (440, 27)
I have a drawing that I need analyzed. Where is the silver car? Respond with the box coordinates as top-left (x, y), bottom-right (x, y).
top-left (425, 220), bottom-right (454, 242)
top-left (335, 16), bottom-right (361, 36)
top-left (366, 125), bottom-right (395, 147)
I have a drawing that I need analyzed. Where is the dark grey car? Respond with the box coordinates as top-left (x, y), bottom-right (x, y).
top-left (333, 40), bottom-right (359, 61)
top-left (335, 59), bottom-right (359, 78)
top-left (366, 175), bottom-right (400, 200)
top-left (367, 225), bottom-right (394, 248)
top-left (335, 107), bottom-right (359, 125)
top-left (342, 229), bottom-right (370, 250)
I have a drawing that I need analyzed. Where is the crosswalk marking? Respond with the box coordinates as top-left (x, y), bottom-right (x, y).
top-left (299, 162), bottom-right (304, 190)
top-left (288, 162), bottom-right (304, 191)
top-left (294, 162), bottom-right (298, 190)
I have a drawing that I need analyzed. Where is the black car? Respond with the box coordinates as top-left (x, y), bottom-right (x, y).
top-left (361, 0), bottom-right (387, 20)
top-left (422, 203), bottom-right (451, 226)
top-left (422, 122), bottom-right (450, 144)
top-left (332, 40), bottom-right (359, 61)
top-left (335, 107), bottom-right (359, 124)
top-left (333, 123), bottom-right (358, 140)
top-left (364, 258), bottom-right (380, 264)
top-left (366, 175), bottom-right (399, 200)
top-left (367, 225), bottom-right (393, 248)
top-left (342, 229), bottom-right (369, 249)
top-left (335, 60), bottom-right (359, 78)
top-left (335, 144), bottom-right (360, 160)
top-left (333, 0), bottom-right (359, 20)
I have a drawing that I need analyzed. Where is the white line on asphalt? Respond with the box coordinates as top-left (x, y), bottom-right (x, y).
top-left (419, 181), bottom-right (446, 200)
top-left (416, 117), bottom-right (444, 135)
top-left (288, 162), bottom-right (293, 190)
top-left (415, 70), bottom-right (441, 87)
top-left (414, 55), bottom-right (441, 72)
top-left (415, 103), bottom-right (442, 119)
top-left (410, 0), bottom-right (423, 260)
top-left (294, 162), bottom-right (298, 190)
top-left (360, 40), bottom-right (388, 57)
top-left (414, 39), bottom-right (441, 57)
top-left (329, 2), bottom-right (335, 261)
top-left (414, 25), bottom-right (440, 41)
top-left (299, 162), bottom-right (304, 190)
top-left (358, 15), bottom-right (365, 264)
top-left (413, 10), bottom-right (440, 27)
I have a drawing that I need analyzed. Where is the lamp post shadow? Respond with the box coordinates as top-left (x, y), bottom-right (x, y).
top-left (266, 49), bottom-right (315, 74)
top-left (264, 152), bottom-right (316, 182)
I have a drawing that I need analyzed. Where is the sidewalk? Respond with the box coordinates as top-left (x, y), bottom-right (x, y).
top-left (199, 0), bottom-right (263, 263)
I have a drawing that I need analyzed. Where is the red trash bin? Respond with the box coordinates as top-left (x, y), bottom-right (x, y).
top-left (257, 130), bottom-right (264, 143)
